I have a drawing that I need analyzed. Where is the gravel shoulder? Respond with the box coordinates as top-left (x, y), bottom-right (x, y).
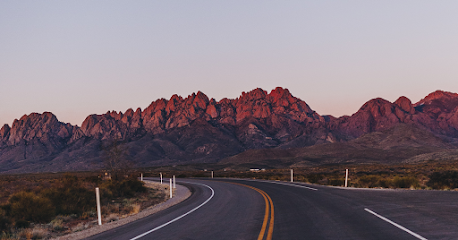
top-left (51, 180), bottom-right (191, 240)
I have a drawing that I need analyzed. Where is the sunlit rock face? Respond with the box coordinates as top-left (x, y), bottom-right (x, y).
top-left (1, 88), bottom-right (458, 173)
top-left (5, 112), bottom-right (74, 146)
top-left (412, 90), bottom-right (458, 138)
top-left (74, 87), bottom-right (327, 144)
top-left (328, 90), bottom-right (458, 139)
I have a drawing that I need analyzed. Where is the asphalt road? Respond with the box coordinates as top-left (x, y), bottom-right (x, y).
top-left (86, 179), bottom-right (265, 240)
top-left (88, 178), bottom-right (458, 240)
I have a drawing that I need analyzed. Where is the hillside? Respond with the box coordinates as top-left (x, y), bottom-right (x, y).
top-left (1, 88), bottom-right (458, 173)
top-left (220, 124), bottom-right (457, 169)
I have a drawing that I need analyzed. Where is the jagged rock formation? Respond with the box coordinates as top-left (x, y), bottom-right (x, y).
top-left (1, 88), bottom-right (458, 173)
top-left (330, 90), bottom-right (458, 139)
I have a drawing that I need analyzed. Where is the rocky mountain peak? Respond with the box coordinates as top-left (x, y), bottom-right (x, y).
top-left (193, 91), bottom-right (209, 110)
top-left (2, 88), bottom-right (458, 174)
top-left (6, 112), bottom-right (74, 146)
top-left (358, 98), bottom-right (394, 117)
top-left (269, 87), bottom-right (293, 105)
top-left (414, 90), bottom-right (458, 114)
top-left (239, 88), bottom-right (268, 101)
top-left (418, 90), bottom-right (458, 103)
top-left (335, 97), bottom-right (409, 138)
top-left (269, 87), bottom-right (291, 98)
top-left (165, 94), bottom-right (183, 114)
top-left (394, 96), bottom-right (415, 114)
top-left (0, 124), bottom-right (11, 145)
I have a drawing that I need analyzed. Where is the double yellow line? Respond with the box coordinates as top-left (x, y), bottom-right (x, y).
top-left (231, 183), bottom-right (274, 240)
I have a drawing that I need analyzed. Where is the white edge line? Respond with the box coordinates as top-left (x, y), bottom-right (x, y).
top-left (269, 181), bottom-right (318, 191)
top-left (130, 182), bottom-right (215, 240)
top-left (364, 208), bottom-right (428, 240)
top-left (243, 178), bottom-right (318, 191)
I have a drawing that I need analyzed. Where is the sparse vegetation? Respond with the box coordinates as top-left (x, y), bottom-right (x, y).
top-left (103, 139), bottom-right (133, 181)
top-left (7, 191), bottom-right (55, 224)
top-left (40, 175), bottom-right (95, 216)
top-left (427, 170), bottom-right (458, 189)
top-left (2, 159), bottom-right (458, 239)
top-left (100, 177), bottom-right (147, 199)
top-left (142, 159), bottom-right (458, 191)
top-left (0, 172), bottom-right (165, 239)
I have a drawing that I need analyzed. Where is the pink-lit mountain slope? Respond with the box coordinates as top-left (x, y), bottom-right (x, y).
top-left (1, 88), bottom-right (457, 173)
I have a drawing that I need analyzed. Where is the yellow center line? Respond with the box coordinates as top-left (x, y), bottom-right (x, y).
top-left (265, 190), bottom-right (274, 240)
top-left (229, 182), bottom-right (274, 240)
top-left (257, 189), bottom-right (270, 240)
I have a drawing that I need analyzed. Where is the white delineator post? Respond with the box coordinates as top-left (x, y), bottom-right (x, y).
top-left (173, 175), bottom-right (176, 189)
top-left (345, 169), bottom-right (349, 187)
top-left (140, 173), bottom-right (143, 182)
top-left (169, 179), bottom-right (173, 198)
top-left (291, 169), bottom-right (294, 182)
top-left (211, 171), bottom-right (214, 178)
top-left (160, 172), bottom-right (163, 184)
top-left (95, 187), bottom-right (102, 225)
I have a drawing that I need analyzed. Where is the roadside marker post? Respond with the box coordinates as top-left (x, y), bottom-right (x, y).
top-left (173, 175), bottom-right (176, 189)
top-left (211, 171), bottom-right (214, 178)
top-left (169, 179), bottom-right (173, 198)
top-left (141, 173), bottom-right (143, 182)
top-left (95, 187), bottom-right (102, 225)
top-left (160, 172), bottom-right (163, 184)
top-left (291, 169), bottom-right (294, 182)
top-left (345, 169), bottom-right (349, 187)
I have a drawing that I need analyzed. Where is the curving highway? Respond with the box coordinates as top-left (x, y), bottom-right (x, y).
top-left (87, 179), bottom-right (267, 240)
top-left (88, 178), bottom-right (458, 240)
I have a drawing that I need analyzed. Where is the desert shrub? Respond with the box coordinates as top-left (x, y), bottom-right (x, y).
top-left (15, 219), bottom-right (30, 228)
top-left (19, 227), bottom-right (49, 240)
top-left (85, 176), bottom-right (102, 184)
top-left (40, 175), bottom-right (95, 215)
top-left (307, 174), bottom-right (323, 183)
top-left (80, 211), bottom-right (96, 220)
top-left (267, 175), bottom-right (281, 181)
top-left (328, 178), bottom-right (344, 186)
top-left (358, 175), bottom-right (381, 188)
top-left (378, 179), bottom-right (392, 188)
top-left (427, 171), bottom-right (458, 189)
top-left (0, 212), bottom-right (10, 232)
top-left (101, 177), bottom-right (146, 199)
top-left (50, 218), bottom-right (65, 231)
top-left (393, 176), bottom-right (419, 189)
top-left (8, 191), bottom-right (55, 223)
top-left (295, 175), bottom-right (307, 182)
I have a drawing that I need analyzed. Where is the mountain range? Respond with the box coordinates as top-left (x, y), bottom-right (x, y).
top-left (1, 87), bottom-right (458, 173)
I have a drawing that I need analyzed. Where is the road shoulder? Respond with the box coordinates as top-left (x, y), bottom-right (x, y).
top-left (52, 181), bottom-right (191, 240)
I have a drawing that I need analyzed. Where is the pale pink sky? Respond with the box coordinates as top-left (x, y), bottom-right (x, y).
top-left (1, 1), bottom-right (457, 127)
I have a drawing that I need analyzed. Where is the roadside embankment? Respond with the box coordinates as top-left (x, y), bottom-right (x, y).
top-left (52, 181), bottom-right (191, 240)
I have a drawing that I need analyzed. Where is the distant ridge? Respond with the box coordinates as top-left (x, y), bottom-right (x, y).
top-left (1, 87), bottom-right (458, 173)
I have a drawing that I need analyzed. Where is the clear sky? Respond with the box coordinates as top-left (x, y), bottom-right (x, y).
top-left (1, 1), bottom-right (457, 127)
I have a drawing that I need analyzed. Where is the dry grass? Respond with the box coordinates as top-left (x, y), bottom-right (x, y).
top-left (0, 172), bottom-right (166, 240)
top-left (129, 204), bottom-right (141, 215)
top-left (0, 226), bottom-right (50, 240)
top-left (142, 159), bottom-right (458, 190)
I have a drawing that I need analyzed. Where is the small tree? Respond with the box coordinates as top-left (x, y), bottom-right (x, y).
top-left (8, 191), bottom-right (55, 223)
top-left (0, 210), bottom-right (10, 232)
top-left (427, 171), bottom-right (458, 189)
top-left (102, 139), bottom-right (132, 180)
top-left (41, 174), bottom-right (95, 215)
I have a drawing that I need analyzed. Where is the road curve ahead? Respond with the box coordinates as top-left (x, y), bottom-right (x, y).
top-left (230, 179), bottom-right (458, 240)
top-left (87, 179), bottom-right (268, 240)
top-left (88, 178), bottom-right (458, 240)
